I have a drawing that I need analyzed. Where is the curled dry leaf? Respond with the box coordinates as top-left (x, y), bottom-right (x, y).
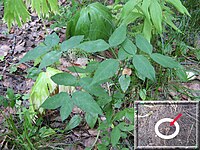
top-left (0, 45), bottom-right (10, 56)
top-left (122, 68), bottom-right (132, 76)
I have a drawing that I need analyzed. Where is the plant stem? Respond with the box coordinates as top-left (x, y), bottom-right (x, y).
top-left (91, 130), bottom-right (100, 148)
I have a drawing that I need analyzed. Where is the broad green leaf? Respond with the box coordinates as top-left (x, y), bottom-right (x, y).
top-left (121, 0), bottom-right (138, 19)
top-left (109, 24), bottom-right (127, 47)
top-left (166, 0), bottom-right (190, 16)
top-left (121, 12), bottom-right (142, 25)
top-left (41, 92), bottom-right (67, 109)
top-left (175, 67), bottom-right (188, 82)
top-left (60, 96), bottom-right (73, 121)
top-left (65, 115), bottom-right (82, 131)
top-left (76, 40), bottom-right (110, 53)
top-left (111, 126), bottom-right (121, 146)
top-left (85, 113), bottom-right (98, 128)
top-left (92, 59), bottom-right (119, 85)
top-left (117, 122), bottom-right (134, 132)
top-left (118, 47), bottom-right (131, 60)
top-left (67, 2), bottom-right (114, 41)
top-left (67, 61), bottom-right (99, 73)
top-left (29, 67), bottom-right (61, 114)
top-left (119, 75), bottom-right (131, 92)
top-left (51, 72), bottom-right (77, 86)
top-left (61, 35), bottom-right (84, 52)
top-left (141, 0), bottom-right (151, 22)
top-left (67, 66), bottom-right (86, 73)
top-left (150, 53), bottom-right (179, 68)
top-left (135, 35), bottom-right (152, 54)
top-left (125, 108), bottom-right (134, 123)
top-left (149, 0), bottom-right (162, 33)
top-left (121, 38), bottom-right (137, 55)
top-left (97, 97), bottom-right (112, 107)
top-left (41, 92), bottom-right (73, 121)
top-left (19, 45), bottom-right (50, 63)
top-left (142, 19), bottom-right (152, 42)
top-left (44, 33), bottom-right (60, 48)
top-left (113, 110), bottom-right (126, 121)
top-left (132, 55), bottom-right (155, 81)
top-left (139, 89), bottom-right (147, 100)
top-left (72, 91), bottom-right (103, 115)
top-left (39, 51), bottom-right (62, 69)
top-left (80, 77), bottom-right (109, 98)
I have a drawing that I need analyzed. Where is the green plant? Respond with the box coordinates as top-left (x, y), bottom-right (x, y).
top-left (66, 2), bottom-right (115, 41)
top-left (119, 0), bottom-right (190, 42)
top-left (20, 23), bottom-right (185, 148)
top-left (2, 0), bottom-right (58, 29)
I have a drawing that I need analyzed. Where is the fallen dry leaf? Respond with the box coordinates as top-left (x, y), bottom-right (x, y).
top-left (122, 68), bottom-right (132, 76)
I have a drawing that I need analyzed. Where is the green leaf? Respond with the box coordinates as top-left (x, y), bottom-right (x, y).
top-left (141, 0), bottom-right (151, 22)
top-left (61, 35), bottom-right (84, 52)
top-left (175, 67), bottom-right (188, 82)
top-left (166, 0), bottom-right (190, 16)
top-left (150, 53), bottom-right (179, 68)
top-left (72, 91), bottom-right (103, 115)
top-left (6, 88), bottom-right (16, 108)
top-left (121, 0), bottom-right (138, 20)
top-left (117, 122), bottom-right (134, 132)
top-left (60, 97), bottom-right (73, 121)
top-left (67, 2), bottom-right (114, 41)
top-left (139, 89), bottom-right (147, 100)
top-left (136, 34), bottom-right (153, 55)
top-left (39, 127), bottom-right (56, 138)
top-left (85, 113), bottom-right (98, 128)
top-left (142, 19), bottom-right (152, 42)
top-left (163, 12), bottom-right (181, 32)
top-left (111, 126), bottom-right (121, 146)
top-left (92, 59), bottom-right (119, 85)
top-left (51, 72), bottom-right (77, 86)
top-left (76, 39), bottom-right (110, 53)
top-left (132, 55), bottom-right (155, 81)
top-left (118, 47), bottom-right (131, 60)
top-left (44, 33), bottom-right (60, 48)
top-left (109, 24), bottom-right (127, 47)
top-left (121, 38), bottom-right (137, 55)
top-left (125, 108), bottom-right (134, 123)
top-left (119, 75), bottom-right (130, 92)
top-left (41, 92), bottom-right (73, 121)
top-left (149, 0), bottom-right (162, 33)
top-left (41, 92), bottom-right (67, 109)
top-left (39, 51), bottom-right (62, 69)
top-left (80, 77), bottom-right (109, 98)
top-left (19, 45), bottom-right (50, 63)
top-left (65, 115), bottom-right (82, 131)
top-left (29, 67), bottom-right (61, 114)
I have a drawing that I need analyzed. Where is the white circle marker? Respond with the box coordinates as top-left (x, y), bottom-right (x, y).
top-left (155, 118), bottom-right (180, 140)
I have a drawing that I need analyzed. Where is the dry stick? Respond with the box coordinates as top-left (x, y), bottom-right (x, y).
top-left (186, 122), bottom-right (195, 145)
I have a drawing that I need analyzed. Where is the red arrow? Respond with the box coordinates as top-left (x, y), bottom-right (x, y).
top-left (170, 113), bottom-right (182, 126)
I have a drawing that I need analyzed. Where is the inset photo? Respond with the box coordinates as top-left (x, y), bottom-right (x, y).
top-left (134, 101), bottom-right (200, 150)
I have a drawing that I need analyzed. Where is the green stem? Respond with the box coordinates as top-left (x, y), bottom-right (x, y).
top-left (91, 130), bottom-right (100, 148)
